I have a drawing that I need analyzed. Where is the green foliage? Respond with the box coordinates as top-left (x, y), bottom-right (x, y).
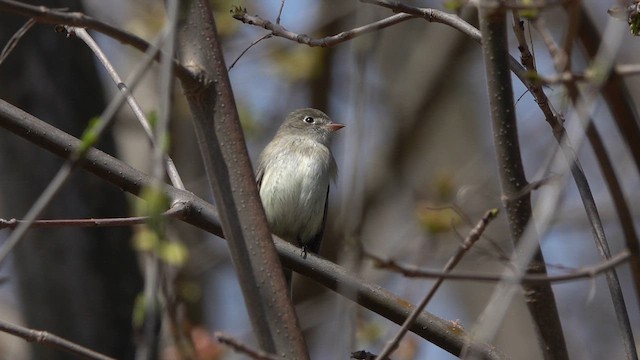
top-left (133, 186), bottom-right (189, 266)
top-left (79, 116), bottom-right (101, 154)
top-left (442, 0), bottom-right (466, 13)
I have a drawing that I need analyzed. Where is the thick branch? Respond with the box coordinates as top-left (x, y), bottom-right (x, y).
top-left (478, 5), bottom-right (568, 360)
top-left (0, 99), bottom-right (504, 360)
top-left (174, 1), bottom-right (307, 357)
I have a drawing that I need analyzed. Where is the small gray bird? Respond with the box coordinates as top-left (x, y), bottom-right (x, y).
top-left (256, 108), bottom-right (344, 258)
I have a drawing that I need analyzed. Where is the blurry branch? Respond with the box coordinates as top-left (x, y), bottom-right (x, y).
top-left (532, 17), bottom-right (569, 73)
top-left (275, 0), bottom-right (286, 24)
top-left (368, 249), bottom-right (630, 283)
top-left (560, 0), bottom-right (580, 69)
top-left (0, 24), bottom-right (166, 267)
top-left (175, 1), bottom-right (308, 358)
top-left (527, 9), bottom-right (639, 359)
top-left (616, 63), bottom-right (640, 75)
top-left (577, 5), bottom-right (640, 308)
top-left (351, 350), bottom-right (381, 360)
top-left (0, 17), bottom-right (34, 64)
top-left (0, 0), bottom-right (195, 87)
top-left (0, 319), bottom-right (115, 360)
top-left (376, 209), bottom-right (499, 360)
top-left (0, 204), bottom-right (187, 229)
top-left (0, 99), bottom-right (505, 360)
top-left (478, 5), bottom-right (568, 359)
top-left (501, 175), bottom-right (558, 201)
top-left (214, 332), bottom-right (280, 360)
top-left (66, 26), bottom-right (185, 189)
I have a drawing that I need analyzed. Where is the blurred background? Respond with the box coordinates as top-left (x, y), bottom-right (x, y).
top-left (1, 0), bottom-right (639, 359)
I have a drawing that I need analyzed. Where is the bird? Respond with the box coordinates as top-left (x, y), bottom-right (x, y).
top-left (256, 108), bottom-right (344, 262)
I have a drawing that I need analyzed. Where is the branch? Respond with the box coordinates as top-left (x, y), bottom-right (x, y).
top-left (232, 2), bottom-right (535, 96)
top-left (66, 26), bottom-right (185, 189)
top-left (214, 332), bottom-right (280, 360)
top-left (176, 1), bottom-right (307, 358)
top-left (0, 319), bottom-right (115, 360)
top-left (0, 204), bottom-right (186, 229)
top-left (478, 5), bottom-right (568, 359)
top-left (232, 8), bottom-right (413, 47)
top-left (368, 249), bottom-right (631, 284)
top-left (0, 99), bottom-right (505, 359)
top-left (0, 0), bottom-right (195, 86)
top-left (377, 209), bottom-right (499, 360)
top-left (578, 3), bottom-right (640, 310)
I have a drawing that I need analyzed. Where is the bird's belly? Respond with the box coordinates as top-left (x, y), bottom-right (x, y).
top-left (259, 157), bottom-right (329, 243)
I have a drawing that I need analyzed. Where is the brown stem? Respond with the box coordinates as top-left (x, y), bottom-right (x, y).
top-left (478, 5), bottom-right (568, 359)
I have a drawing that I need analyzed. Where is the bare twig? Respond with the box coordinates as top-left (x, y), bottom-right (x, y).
top-left (275, 0), bottom-right (286, 24)
top-left (0, 17), bottom-right (34, 65)
top-left (532, 17), bottom-right (568, 71)
top-left (228, 33), bottom-right (272, 71)
top-left (232, 9), bottom-right (413, 47)
top-left (233, 2), bottom-right (534, 88)
top-left (0, 0), bottom-right (195, 86)
top-left (532, 12), bottom-right (639, 360)
top-left (368, 249), bottom-right (630, 284)
top-left (67, 26), bottom-right (185, 190)
top-left (500, 175), bottom-right (558, 201)
top-left (0, 24), bottom-right (167, 267)
top-left (376, 209), bottom-right (499, 360)
top-left (0, 99), bottom-right (505, 359)
top-left (0, 203), bottom-right (186, 229)
top-left (616, 63), bottom-right (640, 76)
top-left (215, 332), bottom-right (280, 360)
top-left (0, 319), bottom-right (115, 360)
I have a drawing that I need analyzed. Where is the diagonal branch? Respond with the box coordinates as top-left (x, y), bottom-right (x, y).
top-left (376, 209), bottom-right (499, 360)
top-left (0, 319), bottom-right (115, 360)
top-left (0, 0), bottom-right (194, 86)
top-left (176, 1), bottom-right (307, 358)
top-left (477, 4), bottom-right (568, 359)
top-left (0, 98), bottom-right (505, 360)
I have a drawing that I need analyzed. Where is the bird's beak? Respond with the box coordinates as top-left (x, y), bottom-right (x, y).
top-left (327, 123), bottom-right (345, 132)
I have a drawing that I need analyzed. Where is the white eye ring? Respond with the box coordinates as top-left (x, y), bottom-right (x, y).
top-left (303, 116), bottom-right (314, 124)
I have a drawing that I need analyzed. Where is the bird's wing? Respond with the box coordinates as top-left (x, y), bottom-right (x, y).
top-left (306, 185), bottom-right (329, 254)
top-left (256, 166), bottom-right (264, 189)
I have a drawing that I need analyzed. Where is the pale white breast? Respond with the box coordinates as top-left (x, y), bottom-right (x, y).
top-left (258, 138), bottom-right (335, 244)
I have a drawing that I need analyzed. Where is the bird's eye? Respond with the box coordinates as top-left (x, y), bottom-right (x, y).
top-left (303, 116), bottom-right (315, 124)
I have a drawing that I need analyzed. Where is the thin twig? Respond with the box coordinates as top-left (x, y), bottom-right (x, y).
top-left (65, 26), bottom-right (185, 190)
top-left (376, 209), bottom-right (499, 360)
top-left (0, 25), bottom-right (168, 267)
top-left (368, 249), bottom-right (630, 284)
top-left (532, 17), bottom-right (568, 72)
top-left (0, 99), bottom-right (506, 359)
top-left (0, 204), bottom-right (186, 229)
top-left (228, 33), bottom-right (272, 71)
top-left (232, 9), bottom-right (413, 47)
top-left (0, 0), bottom-right (195, 86)
top-left (215, 332), bottom-right (280, 360)
top-left (0, 17), bottom-right (35, 65)
top-left (233, 2), bottom-right (531, 86)
top-left (616, 63), bottom-right (640, 75)
top-left (532, 13), bottom-right (639, 360)
top-left (275, 0), bottom-right (286, 24)
top-left (0, 319), bottom-right (115, 360)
